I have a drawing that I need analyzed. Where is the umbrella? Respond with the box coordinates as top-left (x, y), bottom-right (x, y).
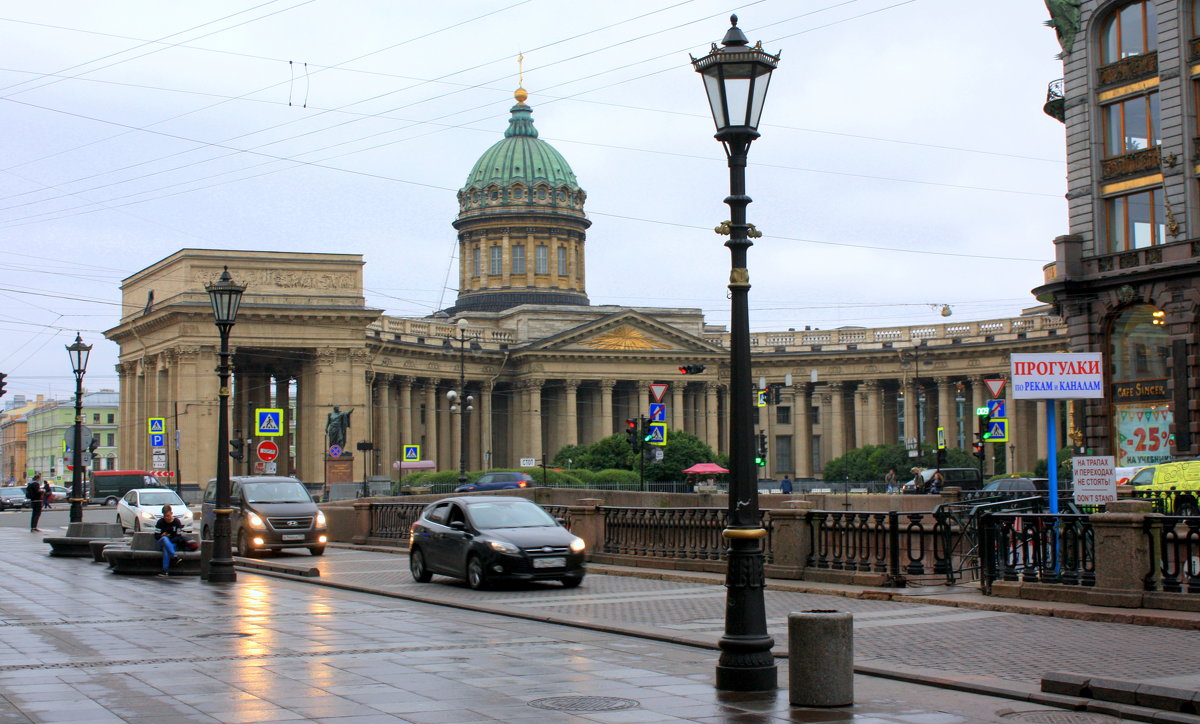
top-left (682, 463), bottom-right (729, 475)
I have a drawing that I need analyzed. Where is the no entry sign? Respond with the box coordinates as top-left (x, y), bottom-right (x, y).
top-left (257, 440), bottom-right (279, 462)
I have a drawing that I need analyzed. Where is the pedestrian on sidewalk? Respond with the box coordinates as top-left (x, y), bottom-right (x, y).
top-left (884, 467), bottom-right (897, 493)
top-left (154, 505), bottom-right (187, 576)
top-left (41, 480), bottom-right (53, 510)
top-left (25, 474), bottom-right (44, 532)
top-left (779, 475), bottom-right (793, 494)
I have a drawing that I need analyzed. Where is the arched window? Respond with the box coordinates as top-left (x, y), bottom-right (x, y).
top-left (1109, 304), bottom-right (1172, 466)
top-left (1101, 1), bottom-right (1158, 64)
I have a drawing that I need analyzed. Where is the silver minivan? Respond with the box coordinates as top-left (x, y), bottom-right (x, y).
top-left (202, 476), bottom-right (327, 556)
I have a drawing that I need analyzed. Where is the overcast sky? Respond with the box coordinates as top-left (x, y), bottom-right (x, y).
top-left (0, 1), bottom-right (1067, 401)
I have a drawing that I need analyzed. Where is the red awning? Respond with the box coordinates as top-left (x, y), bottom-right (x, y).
top-left (681, 463), bottom-right (729, 475)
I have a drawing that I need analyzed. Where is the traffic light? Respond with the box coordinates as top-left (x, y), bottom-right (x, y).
top-left (229, 438), bottom-right (244, 462)
top-left (972, 435), bottom-right (985, 463)
top-left (976, 406), bottom-right (991, 441)
top-left (772, 385), bottom-right (782, 405)
top-left (88, 435), bottom-right (100, 454)
top-left (678, 364), bottom-right (707, 374)
top-left (754, 431), bottom-right (768, 467)
top-left (0, 372), bottom-right (6, 397)
top-left (625, 419), bottom-right (638, 449)
top-left (640, 418), bottom-right (653, 444)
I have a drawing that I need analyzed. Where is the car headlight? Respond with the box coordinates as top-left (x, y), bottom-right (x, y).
top-left (246, 512), bottom-right (265, 529)
top-left (140, 510), bottom-right (155, 519)
top-left (569, 536), bottom-right (586, 553)
top-left (316, 510), bottom-right (326, 527)
top-left (488, 539), bottom-right (519, 553)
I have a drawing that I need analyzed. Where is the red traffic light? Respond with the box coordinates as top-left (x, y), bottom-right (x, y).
top-left (626, 418), bottom-right (637, 429)
top-left (678, 364), bottom-right (707, 374)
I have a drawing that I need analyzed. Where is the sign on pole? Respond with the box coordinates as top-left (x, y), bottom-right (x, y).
top-left (649, 403), bottom-right (665, 422)
top-left (1011, 353), bottom-right (1104, 399)
top-left (403, 445), bottom-right (421, 462)
top-left (984, 379), bottom-right (1006, 398)
top-left (257, 440), bottom-right (279, 462)
top-left (936, 426), bottom-right (946, 450)
top-left (1073, 455), bottom-right (1116, 504)
top-left (648, 383), bottom-right (668, 403)
top-left (148, 418), bottom-right (165, 434)
top-left (256, 408), bottom-right (284, 436)
top-left (519, 457), bottom-right (537, 467)
top-left (755, 390), bottom-right (767, 407)
top-left (648, 422), bottom-right (668, 446)
top-left (985, 418), bottom-right (1009, 442)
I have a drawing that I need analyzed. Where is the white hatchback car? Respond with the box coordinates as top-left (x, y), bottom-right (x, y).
top-left (116, 488), bottom-right (194, 533)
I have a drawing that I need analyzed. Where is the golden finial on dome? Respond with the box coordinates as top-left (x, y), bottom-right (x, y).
top-left (514, 52), bottom-right (528, 103)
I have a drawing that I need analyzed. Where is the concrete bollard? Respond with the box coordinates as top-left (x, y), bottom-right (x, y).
top-left (788, 610), bottom-right (853, 707)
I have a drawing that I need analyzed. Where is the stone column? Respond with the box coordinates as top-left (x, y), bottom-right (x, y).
top-left (852, 383), bottom-right (868, 447)
top-left (937, 377), bottom-right (956, 449)
top-left (563, 380), bottom-right (579, 448)
top-left (1086, 499), bottom-right (1155, 608)
top-left (376, 375), bottom-right (392, 478)
top-left (828, 383), bottom-right (847, 461)
top-left (396, 377), bottom-right (412, 473)
top-left (794, 385), bottom-right (812, 478)
top-left (671, 382), bottom-right (684, 433)
top-left (478, 381), bottom-right (493, 469)
top-left (527, 379), bottom-right (544, 464)
top-left (274, 373), bottom-right (293, 476)
top-left (704, 382), bottom-right (719, 451)
top-left (424, 381), bottom-right (439, 468)
top-left (598, 379), bottom-right (615, 439)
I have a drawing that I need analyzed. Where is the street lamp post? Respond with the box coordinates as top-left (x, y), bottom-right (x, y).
top-left (446, 318), bottom-right (475, 486)
top-left (691, 15), bottom-right (780, 692)
top-left (205, 266), bottom-right (245, 584)
top-left (66, 333), bottom-right (91, 524)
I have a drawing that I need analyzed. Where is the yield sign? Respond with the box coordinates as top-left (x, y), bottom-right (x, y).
top-left (648, 383), bottom-right (668, 403)
top-left (985, 378), bottom-right (1006, 398)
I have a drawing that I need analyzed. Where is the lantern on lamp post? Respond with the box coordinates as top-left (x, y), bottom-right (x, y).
top-left (205, 266), bottom-right (245, 584)
top-left (66, 333), bottom-right (92, 523)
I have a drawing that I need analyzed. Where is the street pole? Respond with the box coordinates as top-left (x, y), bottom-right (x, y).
top-left (205, 267), bottom-right (245, 584)
top-left (691, 16), bottom-right (780, 692)
top-left (448, 318), bottom-right (473, 486)
top-left (65, 334), bottom-right (91, 524)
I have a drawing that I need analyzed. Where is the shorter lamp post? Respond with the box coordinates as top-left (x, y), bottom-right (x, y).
top-left (445, 318), bottom-right (475, 486)
top-left (66, 333), bottom-right (91, 523)
top-left (205, 267), bottom-right (245, 584)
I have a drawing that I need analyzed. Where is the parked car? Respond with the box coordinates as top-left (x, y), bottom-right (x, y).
top-left (116, 488), bottom-right (194, 533)
top-left (983, 477), bottom-right (1049, 494)
top-left (0, 487), bottom-right (28, 510)
top-left (454, 472), bottom-right (535, 493)
top-left (408, 496), bottom-right (585, 589)
top-left (202, 476), bottom-right (327, 556)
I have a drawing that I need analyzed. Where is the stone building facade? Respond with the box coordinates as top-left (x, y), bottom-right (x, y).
top-left (1034, 0), bottom-right (1200, 467)
top-left (105, 89), bottom-right (1070, 487)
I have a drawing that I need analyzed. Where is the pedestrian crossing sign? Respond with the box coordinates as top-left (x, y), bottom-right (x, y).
top-left (985, 418), bottom-right (1009, 443)
top-left (756, 390), bottom-right (767, 407)
top-left (256, 408), bottom-right (283, 437)
top-left (648, 421), bottom-right (668, 446)
top-left (403, 445), bottom-right (421, 462)
top-left (147, 418), bottom-right (164, 434)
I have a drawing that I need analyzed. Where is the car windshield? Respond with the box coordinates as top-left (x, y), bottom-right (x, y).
top-left (467, 501), bottom-right (555, 529)
top-left (243, 481), bottom-right (310, 503)
top-left (138, 491), bottom-right (185, 507)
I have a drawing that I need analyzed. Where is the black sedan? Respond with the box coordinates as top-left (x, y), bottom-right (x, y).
top-left (0, 487), bottom-right (27, 510)
top-left (408, 496), bottom-right (585, 589)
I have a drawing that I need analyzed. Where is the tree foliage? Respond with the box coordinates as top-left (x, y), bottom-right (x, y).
top-left (822, 444), bottom-right (980, 482)
top-left (549, 430), bottom-right (722, 481)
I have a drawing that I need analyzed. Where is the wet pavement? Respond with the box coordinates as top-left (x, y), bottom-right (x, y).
top-left (0, 526), bottom-right (1180, 722)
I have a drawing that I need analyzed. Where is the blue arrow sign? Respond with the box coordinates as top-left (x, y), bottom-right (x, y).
top-left (649, 403), bottom-right (665, 422)
top-left (403, 445), bottom-right (421, 462)
top-left (987, 399), bottom-right (1006, 418)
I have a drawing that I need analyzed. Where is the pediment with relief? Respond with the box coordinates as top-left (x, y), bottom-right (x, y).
top-left (581, 325), bottom-right (672, 351)
top-left (525, 312), bottom-right (722, 354)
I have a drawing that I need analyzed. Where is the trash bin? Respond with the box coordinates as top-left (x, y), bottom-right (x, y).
top-left (788, 609), bottom-right (853, 707)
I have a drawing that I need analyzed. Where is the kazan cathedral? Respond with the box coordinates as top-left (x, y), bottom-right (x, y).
top-left (106, 86), bottom-right (1072, 488)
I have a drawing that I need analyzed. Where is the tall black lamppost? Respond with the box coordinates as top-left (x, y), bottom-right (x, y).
top-left (205, 267), bottom-right (245, 584)
top-left (445, 318), bottom-right (475, 486)
top-left (66, 333), bottom-right (91, 524)
top-left (691, 15), bottom-right (780, 692)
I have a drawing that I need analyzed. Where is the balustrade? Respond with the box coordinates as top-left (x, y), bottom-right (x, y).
top-left (369, 502), bottom-right (428, 541)
top-left (1145, 516), bottom-right (1200, 594)
top-left (980, 513), bottom-right (1094, 588)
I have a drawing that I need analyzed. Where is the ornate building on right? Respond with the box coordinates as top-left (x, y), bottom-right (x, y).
top-left (1034, 0), bottom-right (1199, 466)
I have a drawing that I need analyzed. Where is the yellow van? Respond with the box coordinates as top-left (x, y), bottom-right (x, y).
top-left (1129, 461), bottom-right (1200, 515)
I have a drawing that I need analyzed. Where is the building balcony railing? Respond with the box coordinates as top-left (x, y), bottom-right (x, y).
top-left (1043, 78), bottom-right (1065, 123)
top-left (1100, 146), bottom-right (1160, 181)
top-left (1097, 51), bottom-right (1158, 88)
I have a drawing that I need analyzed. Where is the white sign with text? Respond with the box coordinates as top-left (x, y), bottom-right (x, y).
top-left (1072, 455), bottom-right (1116, 504)
top-left (1011, 353), bottom-right (1104, 399)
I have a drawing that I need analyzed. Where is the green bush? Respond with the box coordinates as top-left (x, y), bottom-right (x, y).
top-left (565, 468), bottom-right (597, 485)
top-left (595, 468), bottom-right (639, 483)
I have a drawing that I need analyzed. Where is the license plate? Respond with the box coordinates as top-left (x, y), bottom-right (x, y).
top-left (281, 534), bottom-right (304, 541)
top-left (533, 557), bottom-right (565, 569)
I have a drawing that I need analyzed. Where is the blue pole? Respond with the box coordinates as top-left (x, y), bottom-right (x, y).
top-left (1047, 402), bottom-right (1059, 515)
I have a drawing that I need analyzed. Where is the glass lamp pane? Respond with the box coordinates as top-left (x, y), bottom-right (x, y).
top-left (747, 72), bottom-right (772, 129)
top-left (702, 72), bottom-right (727, 129)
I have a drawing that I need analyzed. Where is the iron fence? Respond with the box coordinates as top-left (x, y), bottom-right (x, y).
top-left (1145, 516), bottom-right (1200, 593)
top-left (805, 510), bottom-right (902, 581)
top-left (979, 512), bottom-right (1094, 590)
top-left (600, 506), bottom-right (774, 562)
top-left (1131, 488), bottom-right (1200, 516)
top-left (368, 502), bottom-right (428, 541)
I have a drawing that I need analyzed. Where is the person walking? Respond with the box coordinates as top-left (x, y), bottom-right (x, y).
top-left (25, 474), bottom-right (44, 532)
top-left (41, 480), bottom-right (53, 510)
top-left (154, 505), bottom-right (187, 577)
top-left (884, 467), bottom-right (897, 494)
top-left (779, 475), bottom-right (793, 494)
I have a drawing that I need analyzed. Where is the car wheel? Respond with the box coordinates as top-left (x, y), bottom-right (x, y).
top-left (409, 547), bottom-right (432, 582)
top-left (116, 514), bottom-right (126, 533)
top-left (466, 556), bottom-right (487, 590)
top-left (308, 546), bottom-right (325, 556)
top-left (237, 530), bottom-right (255, 557)
top-left (560, 577), bottom-right (583, 589)
top-left (104, 497), bottom-right (118, 506)
top-left (133, 518), bottom-right (141, 533)
top-left (1179, 497), bottom-right (1199, 517)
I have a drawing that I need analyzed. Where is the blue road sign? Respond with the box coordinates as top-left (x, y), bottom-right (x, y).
top-left (328, 444), bottom-right (342, 458)
top-left (987, 399), bottom-right (1006, 418)
top-left (148, 418), bottom-right (164, 434)
top-left (648, 421), bottom-right (668, 446)
top-left (986, 418), bottom-right (1009, 442)
top-left (649, 403), bottom-right (665, 422)
top-left (403, 445), bottom-right (421, 462)
top-left (149, 433), bottom-right (165, 448)
top-left (256, 408), bottom-right (283, 437)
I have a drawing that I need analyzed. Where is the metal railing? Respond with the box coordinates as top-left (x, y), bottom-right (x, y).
top-left (368, 502), bottom-right (428, 541)
top-left (979, 512), bottom-right (1095, 591)
top-left (1145, 516), bottom-right (1200, 593)
top-left (1131, 488), bottom-right (1200, 515)
top-left (805, 511), bottom-right (903, 584)
top-left (600, 506), bottom-right (774, 563)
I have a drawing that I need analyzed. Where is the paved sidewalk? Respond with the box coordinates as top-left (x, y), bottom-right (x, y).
top-left (0, 528), bottom-right (1124, 723)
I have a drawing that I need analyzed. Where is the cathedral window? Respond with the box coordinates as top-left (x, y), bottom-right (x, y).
top-left (512, 244), bottom-right (526, 274)
top-left (472, 247), bottom-right (481, 277)
top-left (489, 246), bottom-right (502, 275)
top-left (535, 245), bottom-right (548, 274)
top-left (1101, 1), bottom-right (1157, 63)
top-left (558, 246), bottom-right (567, 275)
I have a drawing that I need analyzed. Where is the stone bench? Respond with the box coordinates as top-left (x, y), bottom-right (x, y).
top-left (103, 532), bottom-right (201, 576)
top-left (44, 522), bottom-right (128, 558)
